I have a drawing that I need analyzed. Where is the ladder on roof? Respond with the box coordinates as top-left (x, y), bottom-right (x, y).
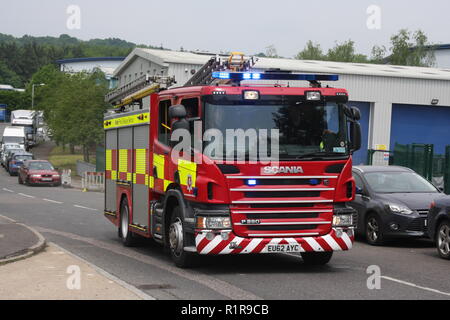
top-left (105, 74), bottom-right (176, 106)
top-left (184, 52), bottom-right (257, 87)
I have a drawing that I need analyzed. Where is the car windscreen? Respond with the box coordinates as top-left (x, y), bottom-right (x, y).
top-left (2, 136), bottom-right (24, 144)
top-left (364, 171), bottom-right (438, 193)
top-left (28, 162), bottom-right (54, 171)
top-left (14, 155), bottom-right (33, 161)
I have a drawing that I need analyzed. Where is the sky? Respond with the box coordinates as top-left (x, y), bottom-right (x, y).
top-left (1, 0), bottom-right (450, 58)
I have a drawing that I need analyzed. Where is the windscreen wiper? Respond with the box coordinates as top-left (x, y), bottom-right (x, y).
top-left (295, 151), bottom-right (348, 160)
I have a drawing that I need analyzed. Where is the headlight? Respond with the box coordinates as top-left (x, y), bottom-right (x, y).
top-left (388, 203), bottom-right (413, 215)
top-left (333, 214), bottom-right (353, 227)
top-left (31, 174), bottom-right (41, 178)
top-left (196, 216), bottom-right (231, 229)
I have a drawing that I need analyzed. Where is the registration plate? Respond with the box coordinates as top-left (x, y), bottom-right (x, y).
top-left (41, 178), bottom-right (52, 181)
top-left (266, 244), bottom-right (302, 253)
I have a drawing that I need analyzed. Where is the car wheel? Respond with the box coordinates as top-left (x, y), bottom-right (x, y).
top-left (366, 213), bottom-right (385, 245)
top-left (301, 252), bottom-right (333, 265)
top-left (119, 197), bottom-right (136, 246)
top-left (436, 220), bottom-right (450, 260)
top-left (168, 206), bottom-right (198, 268)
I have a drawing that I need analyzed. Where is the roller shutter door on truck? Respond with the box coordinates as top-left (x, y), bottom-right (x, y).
top-left (105, 129), bottom-right (117, 214)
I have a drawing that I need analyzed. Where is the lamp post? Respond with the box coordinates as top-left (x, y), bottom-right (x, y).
top-left (31, 83), bottom-right (45, 109)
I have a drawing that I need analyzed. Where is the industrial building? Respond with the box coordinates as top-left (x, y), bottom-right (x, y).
top-left (57, 56), bottom-right (125, 88)
top-left (113, 48), bottom-right (450, 165)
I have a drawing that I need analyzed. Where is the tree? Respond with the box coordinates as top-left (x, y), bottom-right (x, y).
top-left (296, 41), bottom-right (324, 60)
top-left (370, 45), bottom-right (387, 64)
top-left (389, 29), bottom-right (435, 67)
top-left (265, 45), bottom-right (280, 58)
top-left (33, 67), bottom-right (109, 161)
top-left (327, 40), bottom-right (368, 63)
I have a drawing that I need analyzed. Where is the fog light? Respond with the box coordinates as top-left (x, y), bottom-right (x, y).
top-left (221, 232), bottom-right (229, 240)
top-left (335, 228), bottom-right (343, 238)
top-left (243, 90), bottom-right (259, 100)
top-left (206, 232), bottom-right (215, 240)
top-left (333, 214), bottom-right (353, 227)
top-left (389, 223), bottom-right (399, 231)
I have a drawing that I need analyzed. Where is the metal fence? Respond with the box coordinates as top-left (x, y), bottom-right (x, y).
top-left (81, 172), bottom-right (104, 192)
top-left (367, 143), bottom-right (449, 194)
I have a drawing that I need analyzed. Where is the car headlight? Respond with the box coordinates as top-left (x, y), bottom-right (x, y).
top-left (196, 216), bottom-right (231, 229)
top-left (31, 175), bottom-right (41, 178)
top-left (388, 203), bottom-right (413, 215)
top-left (332, 214), bottom-right (353, 227)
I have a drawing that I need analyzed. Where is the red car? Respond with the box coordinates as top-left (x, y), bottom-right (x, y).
top-left (18, 160), bottom-right (61, 186)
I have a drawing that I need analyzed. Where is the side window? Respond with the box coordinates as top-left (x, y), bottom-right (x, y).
top-left (158, 100), bottom-right (171, 145)
top-left (353, 173), bottom-right (364, 189)
top-left (180, 97), bottom-right (199, 119)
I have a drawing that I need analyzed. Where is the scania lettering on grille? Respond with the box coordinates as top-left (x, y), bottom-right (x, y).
top-left (262, 166), bottom-right (304, 174)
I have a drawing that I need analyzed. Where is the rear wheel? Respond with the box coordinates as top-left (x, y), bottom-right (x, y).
top-left (301, 251), bottom-right (333, 265)
top-left (436, 220), bottom-right (450, 260)
top-left (119, 197), bottom-right (136, 246)
top-left (366, 213), bottom-right (385, 245)
top-left (168, 206), bottom-right (197, 268)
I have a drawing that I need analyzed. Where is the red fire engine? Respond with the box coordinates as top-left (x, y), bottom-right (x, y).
top-left (103, 53), bottom-right (362, 267)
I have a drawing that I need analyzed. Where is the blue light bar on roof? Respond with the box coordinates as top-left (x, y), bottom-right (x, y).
top-left (211, 72), bottom-right (339, 81)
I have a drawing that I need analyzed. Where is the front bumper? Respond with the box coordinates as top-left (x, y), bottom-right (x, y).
top-left (195, 228), bottom-right (354, 255)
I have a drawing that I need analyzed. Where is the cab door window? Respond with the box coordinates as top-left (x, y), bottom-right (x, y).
top-left (158, 99), bottom-right (171, 145)
top-left (180, 97), bottom-right (199, 118)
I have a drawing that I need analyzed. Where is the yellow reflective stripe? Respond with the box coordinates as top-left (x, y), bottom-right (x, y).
top-left (104, 112), bottom-right (149, 129)
top-left (106, 150), bottom-right (112, 171)
top-left (135, 149), bottom-right (146, 174)
top-left (164, 179), bottom-right (172, 191)
top-left (127, 172), bottom-right (132, 182)
top-left (178, 159), bottom-right (197, 188)
top-left (111, 170), bottom-right (117, 180)
top-left (119, 149), bottom-right (128, 173)
top-left (133, 173), bottom-right (136, 184)
top-left (153, 154), bottom-right (165, 180)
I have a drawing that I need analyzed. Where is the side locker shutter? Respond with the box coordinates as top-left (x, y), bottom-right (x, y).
top-left (105, 129), bottom-right (117, 214)
top-left (133, 125), bottom-right (150, 228)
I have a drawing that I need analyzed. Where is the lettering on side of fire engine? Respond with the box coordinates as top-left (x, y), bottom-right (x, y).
top-left (262, 166), bottom-right (303, 175)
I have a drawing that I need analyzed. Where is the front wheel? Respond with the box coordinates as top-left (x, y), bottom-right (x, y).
top-left (301, 251), bottom-right (333, 265)
top-left (365, 213), bottom-right (385, 245)
top-left (168, 206), bottom-right (197, 268)
top-left (436, 220), bottom-right (450, 260)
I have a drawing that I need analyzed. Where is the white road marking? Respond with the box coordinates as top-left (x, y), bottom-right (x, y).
top-left (382, 276), bottom-right (450, 297)
top-left (43, 198), bottom-right (63, 204)
top-left (2, 188), bottom-right (14, 193)
top-left (18, 193), bottom-right (35, 198)
top-left (74, 205), bottom-right (98, 211)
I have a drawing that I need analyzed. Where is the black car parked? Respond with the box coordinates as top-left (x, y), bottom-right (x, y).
top-left (427, 196), bottom-right (450, 259)
top-left (350, 165), bottom-right (447, 245)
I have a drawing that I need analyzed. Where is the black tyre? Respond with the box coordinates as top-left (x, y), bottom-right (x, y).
top-left (168, 206), bottom-right (197, 268)
top-left (436, 220), bottom-right (450, 260)
top-left (365, 213), bottom-right (385, 245)
top-left (301, 251), bottom-right (333, 265)
top-left (119, 197), bottom-right (136, 246)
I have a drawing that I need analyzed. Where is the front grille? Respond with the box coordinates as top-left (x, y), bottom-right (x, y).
top-left (247, 224), bottom-right (318, 231)
top-left (406, 218), bottom-right (427, 232)
top-left (249, 203), bottom-right (314, 208)
top-left (41, 174), bottom-right (52, 177)
top-left (417, 210), bottom-right (428, 216)
top-left (246, 212), bottom-right (319, 219)
top-left (243, 191), bottom-right (320, 198)
top-left (249, 179), bottom-right (321, 186)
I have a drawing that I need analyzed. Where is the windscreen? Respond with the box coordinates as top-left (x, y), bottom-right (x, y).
top-left (364, 171), bottom-right (438, 193)
top-left (2, 136), bottom-right (24, 144)
top-left (204, 98), bottom-right (348, 161)
top-left (29, 162), bottom-right (54, 171)
top-left (14, 155), bottom-right (33, 161)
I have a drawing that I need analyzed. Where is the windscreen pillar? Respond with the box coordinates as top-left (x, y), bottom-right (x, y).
top-left (369, 101), bottom-right (392, 166)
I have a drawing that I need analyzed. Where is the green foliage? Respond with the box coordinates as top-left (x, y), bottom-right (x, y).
top-left (389, 29), bottom-right (435, 67)
top-left (0, 90), bottom-right (29, 111)
top-left (35, 67), bottom-right (109, 161)
top-left (295, 41), bottom-right (324, 60)
top-left (0, 33), bottom-right (161, 88)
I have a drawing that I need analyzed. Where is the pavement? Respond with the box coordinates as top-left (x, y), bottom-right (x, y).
top-left (0, 214), bottom-right (148, 300)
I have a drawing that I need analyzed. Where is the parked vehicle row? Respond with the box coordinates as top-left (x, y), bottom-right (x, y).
top-left (350, 165), bottom-right (450, 260)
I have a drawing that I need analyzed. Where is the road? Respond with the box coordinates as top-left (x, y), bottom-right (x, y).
top-left (1, 122), bottom-right (449, 300)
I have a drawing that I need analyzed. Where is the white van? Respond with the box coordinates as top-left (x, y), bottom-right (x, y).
top-left (11, 110), bottom-right (35, 126)
top-left (2, 126), bottom-right (26, 150)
